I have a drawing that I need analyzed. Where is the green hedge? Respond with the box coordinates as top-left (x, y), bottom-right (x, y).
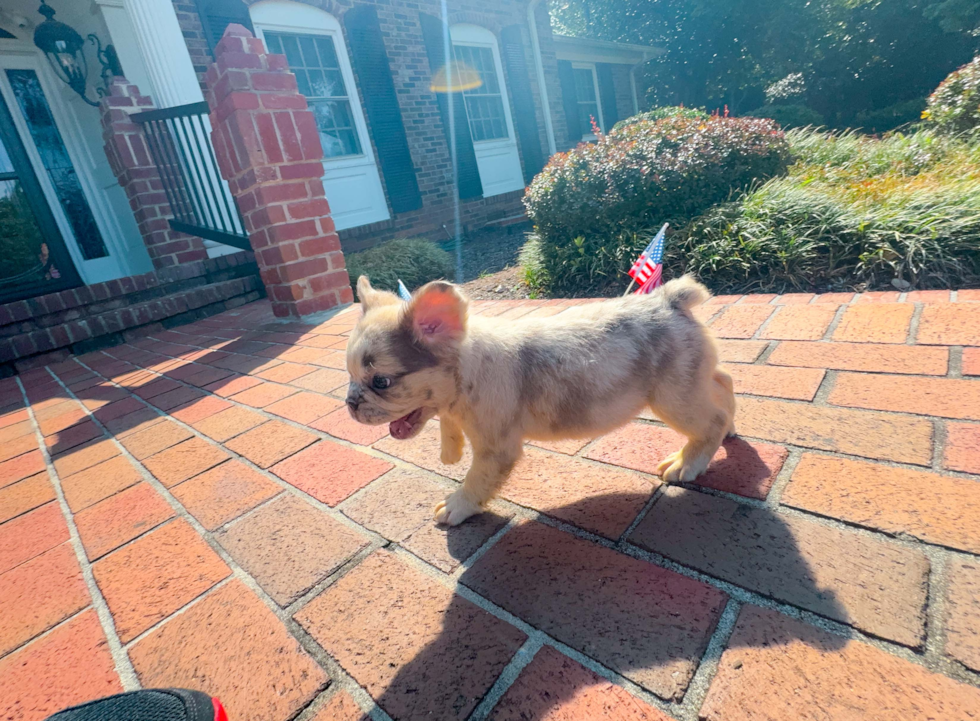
top-left (523, 115), bottom-right (790, 294)
top-left (345, 238), bottom-right (454, 300)
top-left (611, 105), bottom-right (709, 132)
top-left (923, 55), bottom-right (980, 134)
top-left (743, 103), bottom-right (824, 129)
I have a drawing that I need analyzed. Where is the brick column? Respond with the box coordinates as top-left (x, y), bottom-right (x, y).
top-left (100, 78), bottom-right (209, 269)
top-left (204, 25), bottom-right (351, 318)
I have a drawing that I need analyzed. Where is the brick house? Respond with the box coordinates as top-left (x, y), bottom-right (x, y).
top-left (0, 0), bottom-right (656, 371)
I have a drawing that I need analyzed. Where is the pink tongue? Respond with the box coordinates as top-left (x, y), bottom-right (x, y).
top-left (390, 416), bottom-right (414, 439)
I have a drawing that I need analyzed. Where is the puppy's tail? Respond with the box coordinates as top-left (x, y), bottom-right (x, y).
top-left (660, 275), bottom-right (710, 311)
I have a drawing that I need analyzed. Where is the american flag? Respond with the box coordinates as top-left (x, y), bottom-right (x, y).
top-left (628, 224), bottom-right (668, 294)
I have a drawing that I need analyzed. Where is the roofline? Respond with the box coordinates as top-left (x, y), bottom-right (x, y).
top-left (552, 34), bottom-right (663, 59)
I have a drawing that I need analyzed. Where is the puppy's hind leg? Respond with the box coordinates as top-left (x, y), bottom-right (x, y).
top-left (435, 434), bottom-right (522, 526)
top-left (651, 384), bottom-right (732, 484)
top-left (713, 368), bottom-right (738, 437)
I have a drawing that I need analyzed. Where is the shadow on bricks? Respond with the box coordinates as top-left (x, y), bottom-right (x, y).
top-left (337, 493), bottom-right (849, 718)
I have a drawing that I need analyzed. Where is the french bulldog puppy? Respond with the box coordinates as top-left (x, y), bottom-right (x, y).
top-left (345, 275), bottom-right (736, 526)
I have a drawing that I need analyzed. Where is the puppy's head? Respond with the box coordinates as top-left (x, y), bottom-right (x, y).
top-left (345, 276), bottom-right (468, 440)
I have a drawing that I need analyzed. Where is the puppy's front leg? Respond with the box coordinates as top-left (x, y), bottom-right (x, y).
top-left (440, 416), bottom-right (465, 465)
top-left (435, 438), bottom-right (521, 526)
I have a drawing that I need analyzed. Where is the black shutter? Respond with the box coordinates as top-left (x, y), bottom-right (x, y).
top-left (345, 6), bottom-right (422, 214)
top-left (418, 13), bottom-right (483, 200)
top-left (500, 25), bottom-right (544, 183)
top-left (195, 0), bottom-right (254, 55)
top-left (596, 63), bottom-right (618, 131)
top-left (557, 60), bottom-right (580, 143)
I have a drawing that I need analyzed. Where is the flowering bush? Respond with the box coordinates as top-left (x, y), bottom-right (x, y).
top-left (611, 105), bottom-right (709, 132)
top-left (523, 115), bottom-right (790, 294)
top-left (923, 55), bottom-right (980, 134)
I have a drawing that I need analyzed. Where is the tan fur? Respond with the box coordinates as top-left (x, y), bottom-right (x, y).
top-left (346, 274), bottom-right (737, 526)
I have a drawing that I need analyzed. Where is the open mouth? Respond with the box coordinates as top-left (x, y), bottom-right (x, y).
top-left (389, 408), bottom-right (424, 440)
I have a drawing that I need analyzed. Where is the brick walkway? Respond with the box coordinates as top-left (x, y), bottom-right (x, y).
top-left (2, 290), bottom-right (980, 721)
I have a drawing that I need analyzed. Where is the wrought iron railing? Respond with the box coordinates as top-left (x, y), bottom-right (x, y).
top-left (132, 101), bottom-right (249, 251)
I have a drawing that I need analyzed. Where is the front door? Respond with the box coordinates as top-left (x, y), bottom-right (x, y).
top-left (0, 89), bottom-right (79, 304)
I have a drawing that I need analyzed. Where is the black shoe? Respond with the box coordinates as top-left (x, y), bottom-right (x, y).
top-left (45, 689), bottom-right (227, 721)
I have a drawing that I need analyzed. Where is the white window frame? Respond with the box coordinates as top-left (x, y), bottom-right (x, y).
top-left (571, 62), bottom-right (604, 140)
top-left (450, 24), bottom-right (524, 197)
top-left (250, 0), bottom-right (390, 228)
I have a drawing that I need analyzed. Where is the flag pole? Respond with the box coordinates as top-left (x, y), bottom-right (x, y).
top-left (623, 278), bottom-right (636, 296)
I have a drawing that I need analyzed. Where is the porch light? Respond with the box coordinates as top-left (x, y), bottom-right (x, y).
top-left (33, 1), bottom-right (121, 107)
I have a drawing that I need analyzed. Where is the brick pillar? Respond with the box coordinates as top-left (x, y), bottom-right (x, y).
top-left (100, 78), bottom-right (208, 270)
top-left (204, 25), bottom-right (352, 318)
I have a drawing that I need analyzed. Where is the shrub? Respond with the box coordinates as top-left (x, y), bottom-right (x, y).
top-left (669, 128), bottom-right (980, 292)
top-left (743, 103), bottom-right (824, 129)
top-left (854, 97), bottom-right (927, 133)
top-left (523, 115), bottom-right (790, 294)
top-left (923, 55), bottom-right (980, 133)
top-left (345, 238), bottom-right (454, 300)
top-left (611, 106), bottom-right (709, 132)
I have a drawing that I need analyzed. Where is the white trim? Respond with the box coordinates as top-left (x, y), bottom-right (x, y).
top-left (553, 34), bottom-right (662, 65)
top-left (250, 0), bottom-right (390, 229)
top-left (450, 24), bottom-right (525, 197)
top-left (122, 0), bottom-right (204, 106)
top-left (527, 0), bottom-right (556, 155)
top-left (570, 61), bottom-right (603, 138)
top-left (0, 46), bottom-right (144, 283)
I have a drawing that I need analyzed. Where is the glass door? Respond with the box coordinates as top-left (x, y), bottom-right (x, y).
top-left (0, 90), bottom-right (79, 304)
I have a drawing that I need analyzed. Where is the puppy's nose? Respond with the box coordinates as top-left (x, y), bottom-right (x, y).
top-left (346, 397), bottom-right (359, 412)
top-left (346, 386), bottom-right (361, 412)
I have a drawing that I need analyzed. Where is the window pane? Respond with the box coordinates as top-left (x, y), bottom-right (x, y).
top-left (6, 69), bottom-right (107, 260)
top-left (573, 68), bottom-right (597, 102)
top-left (266, 32), bottom-right (359, 158)
top-left (315, 37), bottom-right (339, 68)
top-left (453, 44), bottom-right (509, 141)
top-left (264, 34), bottom-right (282, 55)
top-left (0, 179), bottom-right (66, 289)
top-left (312, 100), bottom-right (361, 157)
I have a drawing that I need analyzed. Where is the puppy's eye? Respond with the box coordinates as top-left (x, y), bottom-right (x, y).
top-left (371, 375), bottom-right (391, 390)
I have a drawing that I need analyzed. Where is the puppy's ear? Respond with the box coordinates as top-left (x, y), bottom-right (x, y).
top-left (403, 281), bottom-right (468, 345)
top-left (357, 275), bottom-right (399, 313)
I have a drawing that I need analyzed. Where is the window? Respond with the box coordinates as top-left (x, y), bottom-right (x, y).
top-left (264, 32), bottom-right (361, 158)
top-left (572, 66), bottom-right (602, 137)
top-left (453, 44), bottom-right (508, 142)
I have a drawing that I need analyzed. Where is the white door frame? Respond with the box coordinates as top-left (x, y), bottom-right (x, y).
top-left (250, 0), bottom-right (391, 230)
top-left (450, 24), bottom-right (525, 197)
top-left (0, 45), bottom-right (137, 284)
top-left (571, 61), bottom-right (603, 139)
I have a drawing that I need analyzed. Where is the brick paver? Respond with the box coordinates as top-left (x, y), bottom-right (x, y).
top-left (492, 646), bottom-right (672, 721)
top-left (0, 611), bottom-right (122, 721)
top-left (93, 519), bottom-right (230, 641)
top-left (297, 551), bottom-right (526, 720)
top-left (785, 454), bottom-right (980, 553)
top-left (700, 605), bottom-right (980, 720)
top-left (0, 543), bottom-right (89, 656)
top-left (767, 340), bottom-right (949, 375)
top-left (5, 294), bottom-right (980, 721)
top-left (216, 494), bottom-right (369, 606)
top-left (464, 522), bottom-right (727, 700)
top-left (945, 558), bottom-right (980, 672)
top-left (630, 486), bottom-right (929, 647)
top-left (130, 580), bottom-right (327, 721)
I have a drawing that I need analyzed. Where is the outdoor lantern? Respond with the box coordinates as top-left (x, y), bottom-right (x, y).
top-left (33, 1), bottom-right (121, 107)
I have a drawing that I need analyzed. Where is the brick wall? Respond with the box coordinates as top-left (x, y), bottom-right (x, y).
top-left (174, 0), bottom-right (568, 251)
top-left (611, 63), bottom-right (638, 125)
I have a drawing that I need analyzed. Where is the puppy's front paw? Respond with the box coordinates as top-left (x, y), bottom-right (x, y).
top-left (440, 443), bottom-right (463, 465)
top-left (434, 489), bottom-right (481, 526)
top-left (657, 449), bottom-right (710, 484)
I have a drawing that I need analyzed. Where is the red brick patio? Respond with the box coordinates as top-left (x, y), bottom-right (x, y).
top-left (2, 290), bottom-right (980, 721)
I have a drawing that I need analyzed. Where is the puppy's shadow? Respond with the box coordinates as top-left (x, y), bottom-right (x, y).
top-left (371, 489), bottom-right (850, 720)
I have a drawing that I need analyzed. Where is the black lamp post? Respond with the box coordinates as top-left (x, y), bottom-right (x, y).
top-left (33, 1), bottom-right (122, 107)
